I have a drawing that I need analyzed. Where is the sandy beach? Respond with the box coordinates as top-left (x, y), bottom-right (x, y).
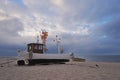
top-left (0, 57), bottom-right (120, 80)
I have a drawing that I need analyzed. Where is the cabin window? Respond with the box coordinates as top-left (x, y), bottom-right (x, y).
top-left (34, 45), bottom-right (38, 49)
top-left (39, 45), bottom-right (42, 50)
top-left (38, 46), bottom-right (40, 50)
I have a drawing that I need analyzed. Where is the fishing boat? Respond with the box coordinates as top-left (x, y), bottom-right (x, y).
top-left (17, 30), bottom-right (73, 65)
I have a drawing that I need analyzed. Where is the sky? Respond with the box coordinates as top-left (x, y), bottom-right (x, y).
top-left (0, 0), bottom-right (120, 56)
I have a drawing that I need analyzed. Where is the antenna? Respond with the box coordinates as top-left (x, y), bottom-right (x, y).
top-left (37, 35), bottom-right (39, 43)
top-left (54, 35), bottom-right (61, 54)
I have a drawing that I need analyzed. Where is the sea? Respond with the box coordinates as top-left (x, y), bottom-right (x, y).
top-left (77, 55), bottom-right (120, 63)
top-left (0, 54), bottom-right (120, 63)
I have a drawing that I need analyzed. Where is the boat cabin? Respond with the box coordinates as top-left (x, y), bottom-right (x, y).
top-left (27, 43), bottom-right (44, 54)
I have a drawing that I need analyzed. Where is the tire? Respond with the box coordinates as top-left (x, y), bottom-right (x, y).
top-left (17, 60), bottom-right (25, 66)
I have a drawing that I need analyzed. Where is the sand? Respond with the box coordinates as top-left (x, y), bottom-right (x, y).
top-left (0, 57), bottom-right (120, 80)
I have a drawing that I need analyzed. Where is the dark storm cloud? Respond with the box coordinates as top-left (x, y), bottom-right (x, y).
top-left (102, 17), bottom-right (120, 39)
top-left (80, 15), bottom-right (120, 55)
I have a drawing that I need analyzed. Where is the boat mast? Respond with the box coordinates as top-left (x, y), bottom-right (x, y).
top-left (40, 29), bottom-right (48, 53)
top-left (54, 35), bottom-right (61, 54)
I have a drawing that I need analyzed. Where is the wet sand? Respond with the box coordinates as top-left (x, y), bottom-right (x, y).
top-left (0, 57), bottom-right (120, 80)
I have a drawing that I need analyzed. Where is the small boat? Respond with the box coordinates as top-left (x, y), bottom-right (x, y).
top-left (17, 30), bottom-right (72, 65)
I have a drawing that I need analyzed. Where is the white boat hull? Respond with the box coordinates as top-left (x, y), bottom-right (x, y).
top-left (17, 51), bottom-right (72, 65)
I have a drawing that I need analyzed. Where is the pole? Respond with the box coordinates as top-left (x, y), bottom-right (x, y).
top-left (56, 35), bottom-right (60, 54)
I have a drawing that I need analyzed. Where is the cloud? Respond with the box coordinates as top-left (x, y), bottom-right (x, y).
top-left (0, 17), bottom-right (24, 44)
top-left (0, 0), bottom-right (120, 56)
